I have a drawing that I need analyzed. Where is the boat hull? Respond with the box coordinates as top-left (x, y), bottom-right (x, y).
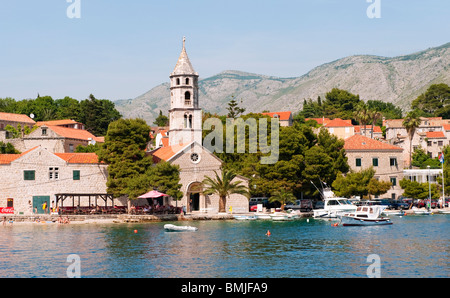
top-left (164, 224), bottom-right (198, 231)
top-left (341, 216), bottom-right (393, 226)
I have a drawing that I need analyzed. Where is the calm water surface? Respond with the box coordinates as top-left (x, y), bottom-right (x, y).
top-left (0, 215), bottom-right (448, 278)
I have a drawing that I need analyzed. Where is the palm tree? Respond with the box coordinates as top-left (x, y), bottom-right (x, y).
top-left (354, 102), bottom-right (370, 136)
top-left (368, 109), bottom-right (382, 139)
top-left (403, 111), bottom-right (422, 169)
top-left (269, 188), bottom-right (297, 211)
top-left (202, 167), bottom-right (250, 213)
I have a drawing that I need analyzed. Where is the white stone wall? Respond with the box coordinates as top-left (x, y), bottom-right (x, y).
top-left (168, 143), bottom-right (249, 213)
top-left (345, 149), bottom-right (404, 199)
top-left (0, 147), bottom-right (109, 214)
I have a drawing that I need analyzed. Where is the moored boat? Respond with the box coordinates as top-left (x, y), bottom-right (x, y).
top-left (233, 215), bottom-right (257, 220)
top-left (164, 224), bottom-right (198, 231)
top-left (270, 212), bottom-right (290, 221)
top-left (254, 213), bottom-right (272, 220)
top-left (340, 206), bottom-right (393, 226)
top-left (412, 207), bottom-right (432, 215)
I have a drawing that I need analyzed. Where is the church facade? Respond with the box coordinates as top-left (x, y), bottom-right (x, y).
top-left (150, 38), bottom-right (249, 214)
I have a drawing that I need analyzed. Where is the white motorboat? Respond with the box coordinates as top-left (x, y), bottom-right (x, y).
top-left (438, 209), bottom-right (450, 214)
top-left (412, 207), bottom-right (432, 215)
top-left (164, 224), bottom-right (198, 231)
top-left (313, 189), bottom-right (357, 218)
top-left (383, 209), bottom-right (406, 216)
top-left (254, 213), bottom-right (272, 220)
top-left (233, 215), bottom-right (257, 220)
top-left (270, 212), bottom-right (290, 221)
top-left (340, 206), bottom-right (393, 226)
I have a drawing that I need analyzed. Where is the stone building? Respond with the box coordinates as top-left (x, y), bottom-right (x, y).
top-left (261, 111), bottom-right (293, 127)
top-left (384, 117), bottom-right (450, 166)
top-left (0, 112), bottom-right (36, 140)
top-left (344, 134), bottom-right (404, 200)
top-left (9, 124), bottom-right (102, 153)
top-left (0, 146), bottom-right (111, 215)
top-left (150, 38), bottom-right (249, 214)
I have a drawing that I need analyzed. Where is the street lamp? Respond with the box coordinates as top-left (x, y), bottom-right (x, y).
top-left (427, 165), bottom-right (431, 211)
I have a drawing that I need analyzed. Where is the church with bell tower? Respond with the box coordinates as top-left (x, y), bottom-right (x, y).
top-left (168, 37), bottom-right (202, 146)
top-left (150, 37), bottom-right (249, 214)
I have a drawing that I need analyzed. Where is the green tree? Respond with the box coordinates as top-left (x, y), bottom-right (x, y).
top-left (55, 96), bottom-right (81, 120)
top-left (202, 167), bottom-right (250, 213)
top-left (399, 178), bottom-right (439, 200)
top-left (403, 110), bottom-right (422, 169)
top-left (354, 102), bottom-right (370, 134)
top-left (153, 110), bottom-right (169, 127)
top-left (367, 178), bottom-right (392, 199)
top-left (323, 88), bottom-right (361, 119)
top-left (412, 146), bottom-right (441, 169)
top-left (79, 94), bottom-right (122, 136)
top-left (269, 188), bottom-right (297, 210)
top-left (0, 141), bottom-right (20, 154)
top-left (97, 118), bottom-right (151, 198)
top-left (411, 83), bottom-right (450, 116)
top-left (127, 161), bottom-right (183, 201)
top-left (332, 168), bottom-right (376, 199)
top-left (226, 96), bottom-right (246, 119)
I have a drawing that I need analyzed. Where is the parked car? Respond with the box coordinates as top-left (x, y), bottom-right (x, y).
top-left (285, 199), bottom-right (313, 212)
top-left (249, 197), bottom-right (279, 211)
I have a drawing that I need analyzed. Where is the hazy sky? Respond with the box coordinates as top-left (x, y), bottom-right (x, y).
top-left (1, 0), bottom-right (449, 101)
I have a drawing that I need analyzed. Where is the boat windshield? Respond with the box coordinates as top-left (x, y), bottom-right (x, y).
top-left (337, 199), bottom-right (353, 205)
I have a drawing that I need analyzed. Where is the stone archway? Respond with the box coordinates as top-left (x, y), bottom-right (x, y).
top-left (187, 182), bottom-right (203, 213)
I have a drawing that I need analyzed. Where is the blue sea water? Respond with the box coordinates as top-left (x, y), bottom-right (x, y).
top-left (0, 215), bottom-right (448, 278)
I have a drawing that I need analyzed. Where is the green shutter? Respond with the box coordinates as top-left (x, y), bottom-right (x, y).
top-left (24, 170), bottom-right (35, 181)
top-left (372, 158), bottom-right (378, 167)
top-left (73, 170), bottom-right (80, 180)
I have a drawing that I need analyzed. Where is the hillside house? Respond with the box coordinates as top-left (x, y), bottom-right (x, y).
top-left (261, 111), bottom-right (293, 127)
top-left (0, 112), bottom-right (36, 140)
top-left (344, 134), bottom-right (404, 200)
top-left (9, 124), bottom-right (103, 153)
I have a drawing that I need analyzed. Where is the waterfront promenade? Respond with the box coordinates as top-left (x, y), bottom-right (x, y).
top-left (3, 208), bottom-right (449, 225)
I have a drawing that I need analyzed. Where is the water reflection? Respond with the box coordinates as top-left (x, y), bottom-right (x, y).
top-left (0, 215), bottom-right (448, 278)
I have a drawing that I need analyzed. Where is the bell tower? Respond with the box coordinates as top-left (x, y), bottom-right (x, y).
top-left (169, 37), bottom-right (202, 146)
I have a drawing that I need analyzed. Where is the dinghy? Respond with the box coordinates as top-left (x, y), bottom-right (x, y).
top-left (164, 224), bottom-right (198, 232)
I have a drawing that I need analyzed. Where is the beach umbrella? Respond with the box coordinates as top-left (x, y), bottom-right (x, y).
top-left (138, 190), bottom-right (169, 199)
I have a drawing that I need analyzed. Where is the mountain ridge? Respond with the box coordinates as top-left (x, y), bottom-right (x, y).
top-left (115, 42), bottom-right (450, 124)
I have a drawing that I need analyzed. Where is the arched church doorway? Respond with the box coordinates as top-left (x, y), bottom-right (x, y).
top-left (187, 182), bottom-right (202, 212)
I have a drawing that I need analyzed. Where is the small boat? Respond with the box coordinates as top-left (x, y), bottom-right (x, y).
top-left (313, 190), bottom-right (357, 219)
top-left (270, 212), bottom-right (290, 221)
top-left (233, 215), bottom-right (257, 220)
top-left (340, 206), bottom-right (393, 226)
top-left (412, 207), bottom-right (432, 215)
top-left (164, 224), bottom-right (198, 232)
top-left (438, 209), bottom-right (450, 214)
top-left (383, 209), bottom-right (406, 216)
top-left (254, 213), bottom-right (272, 220)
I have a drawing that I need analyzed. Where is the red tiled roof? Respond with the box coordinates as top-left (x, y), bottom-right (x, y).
top-left (354, 125), bottom-right (382, 133)
top-left (161, 138), bottom-right (169, 147)
top-left (0, 147), bottom-right (39, 164)
top-left (36, 119), bottom-right (81, 126)
top-left (0, 147), bottom-right (101, 164)
top-left (55, 153), bottom-right (101, 164)
top-left (305, 118), bottom-right (331, 125)
top-left (0, 112), bottom-right (36, 124)
top-left (426, 131), bottom-right (445, 139)
top-left (47, 125), bottom-right (98, 141)
top-left (152, 143), bottom-right (190, 161)
top-left (261, 111), bottom-right (292, 121)
top-left (344, 134), bottom-right (402, 151)
top-left (443, 124), bottom-right (450, 131)
top-left (324, 118), bottom-right (353, 127)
